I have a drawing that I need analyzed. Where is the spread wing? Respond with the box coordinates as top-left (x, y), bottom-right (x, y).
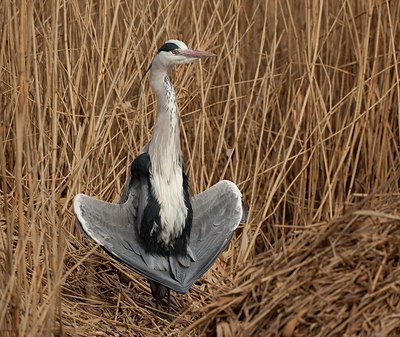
top-left (73, 180), bottom-right (246, 293)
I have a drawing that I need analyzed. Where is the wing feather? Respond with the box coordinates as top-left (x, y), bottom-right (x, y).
top-left (73, 179), bottom-right (246, 293)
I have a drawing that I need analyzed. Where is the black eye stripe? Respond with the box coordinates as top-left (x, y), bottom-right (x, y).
top-left (158, 42), bottom-right (180, 53)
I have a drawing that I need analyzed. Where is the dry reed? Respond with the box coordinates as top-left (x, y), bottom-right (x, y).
top-left (1, 0), bottom-right (400, 336)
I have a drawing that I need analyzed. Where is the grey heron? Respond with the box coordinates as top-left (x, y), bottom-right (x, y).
top-left (73, 40), bottom-right (247, 311)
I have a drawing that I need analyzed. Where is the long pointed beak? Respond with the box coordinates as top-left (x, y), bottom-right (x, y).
top-left (179, 49), bottom-right (215, 59)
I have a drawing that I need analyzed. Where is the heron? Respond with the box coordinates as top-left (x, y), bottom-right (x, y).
top-left (73, 39), bottom-right (247, 311)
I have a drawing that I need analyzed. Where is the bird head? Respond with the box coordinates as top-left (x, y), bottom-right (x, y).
top-left (150, 39), bottom-right (214, 71)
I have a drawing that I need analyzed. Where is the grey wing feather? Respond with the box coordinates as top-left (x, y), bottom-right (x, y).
top-left (180, 180), bottom-right (245, 284)
top-left (73, 179), bottom-right (246, 293)
top-left (74, 193), bottom-right (188, 292)
top-left (118, 174), bottom-right (131, 204)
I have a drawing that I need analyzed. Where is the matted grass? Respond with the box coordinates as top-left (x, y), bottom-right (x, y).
top-left (1, 0), bottom-right (400, 336)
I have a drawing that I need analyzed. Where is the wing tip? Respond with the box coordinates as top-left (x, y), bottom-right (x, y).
top-left (218, 180), bottom-right (242, 197)
top-left (218, 180), bottom-right (247, 227)
top-left (73, 193), bottom-right (83, 211)
top-left (241, 200), bottom-right (248, 223)
top-left (73, 193), bottom-right (102, 245)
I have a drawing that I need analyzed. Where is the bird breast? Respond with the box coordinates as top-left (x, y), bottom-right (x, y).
top-left (150, 165), bottom-right (188, 246)
top-left (148, 107), bottom-right (188, 246)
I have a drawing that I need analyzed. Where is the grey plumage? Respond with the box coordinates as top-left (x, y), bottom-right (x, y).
top-left (73, 39), bottom-right (247, 308)
top-left (74, 180), bottom-right (245, 293)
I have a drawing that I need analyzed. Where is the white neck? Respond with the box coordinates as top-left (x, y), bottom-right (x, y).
top-left (148, 67), bottom-right (182, 175)
top-left (147, 66), bottom-right (187, 246)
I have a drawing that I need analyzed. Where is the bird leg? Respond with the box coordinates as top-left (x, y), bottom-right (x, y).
top-left (167, 288), bottom-right (171, 313)
top-left (155, 298), bottom-right (160, 310)
top-left (149, 280), bottom-right (170, 312)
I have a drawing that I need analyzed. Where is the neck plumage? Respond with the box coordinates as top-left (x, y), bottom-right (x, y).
top-left (148, 69), bottom-right (182, 175)
top-left (146, 67), bottom-right (189, 252)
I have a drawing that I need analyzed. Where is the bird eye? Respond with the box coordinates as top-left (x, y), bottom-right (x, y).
top-left (171, 49), bottom-right (179, 55)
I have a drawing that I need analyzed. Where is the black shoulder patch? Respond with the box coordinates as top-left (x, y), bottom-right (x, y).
top-left (158, 42), bottom-right (179, 53)
top-left (130, 152), bottom-right (151, 179)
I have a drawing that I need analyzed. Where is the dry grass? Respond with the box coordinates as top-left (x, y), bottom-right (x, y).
top-left (1, 0), bottom-right (400, 336)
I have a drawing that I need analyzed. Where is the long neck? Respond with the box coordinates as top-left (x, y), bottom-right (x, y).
top-left (148, 68), bottom-right (182, 175)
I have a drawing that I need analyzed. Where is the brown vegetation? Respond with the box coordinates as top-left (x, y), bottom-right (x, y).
top-left (1, 0), bottom-right (400, 336)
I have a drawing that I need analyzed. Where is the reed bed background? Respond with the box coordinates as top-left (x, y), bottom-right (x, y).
top-left (1, 0), bottom-right (400, 336)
